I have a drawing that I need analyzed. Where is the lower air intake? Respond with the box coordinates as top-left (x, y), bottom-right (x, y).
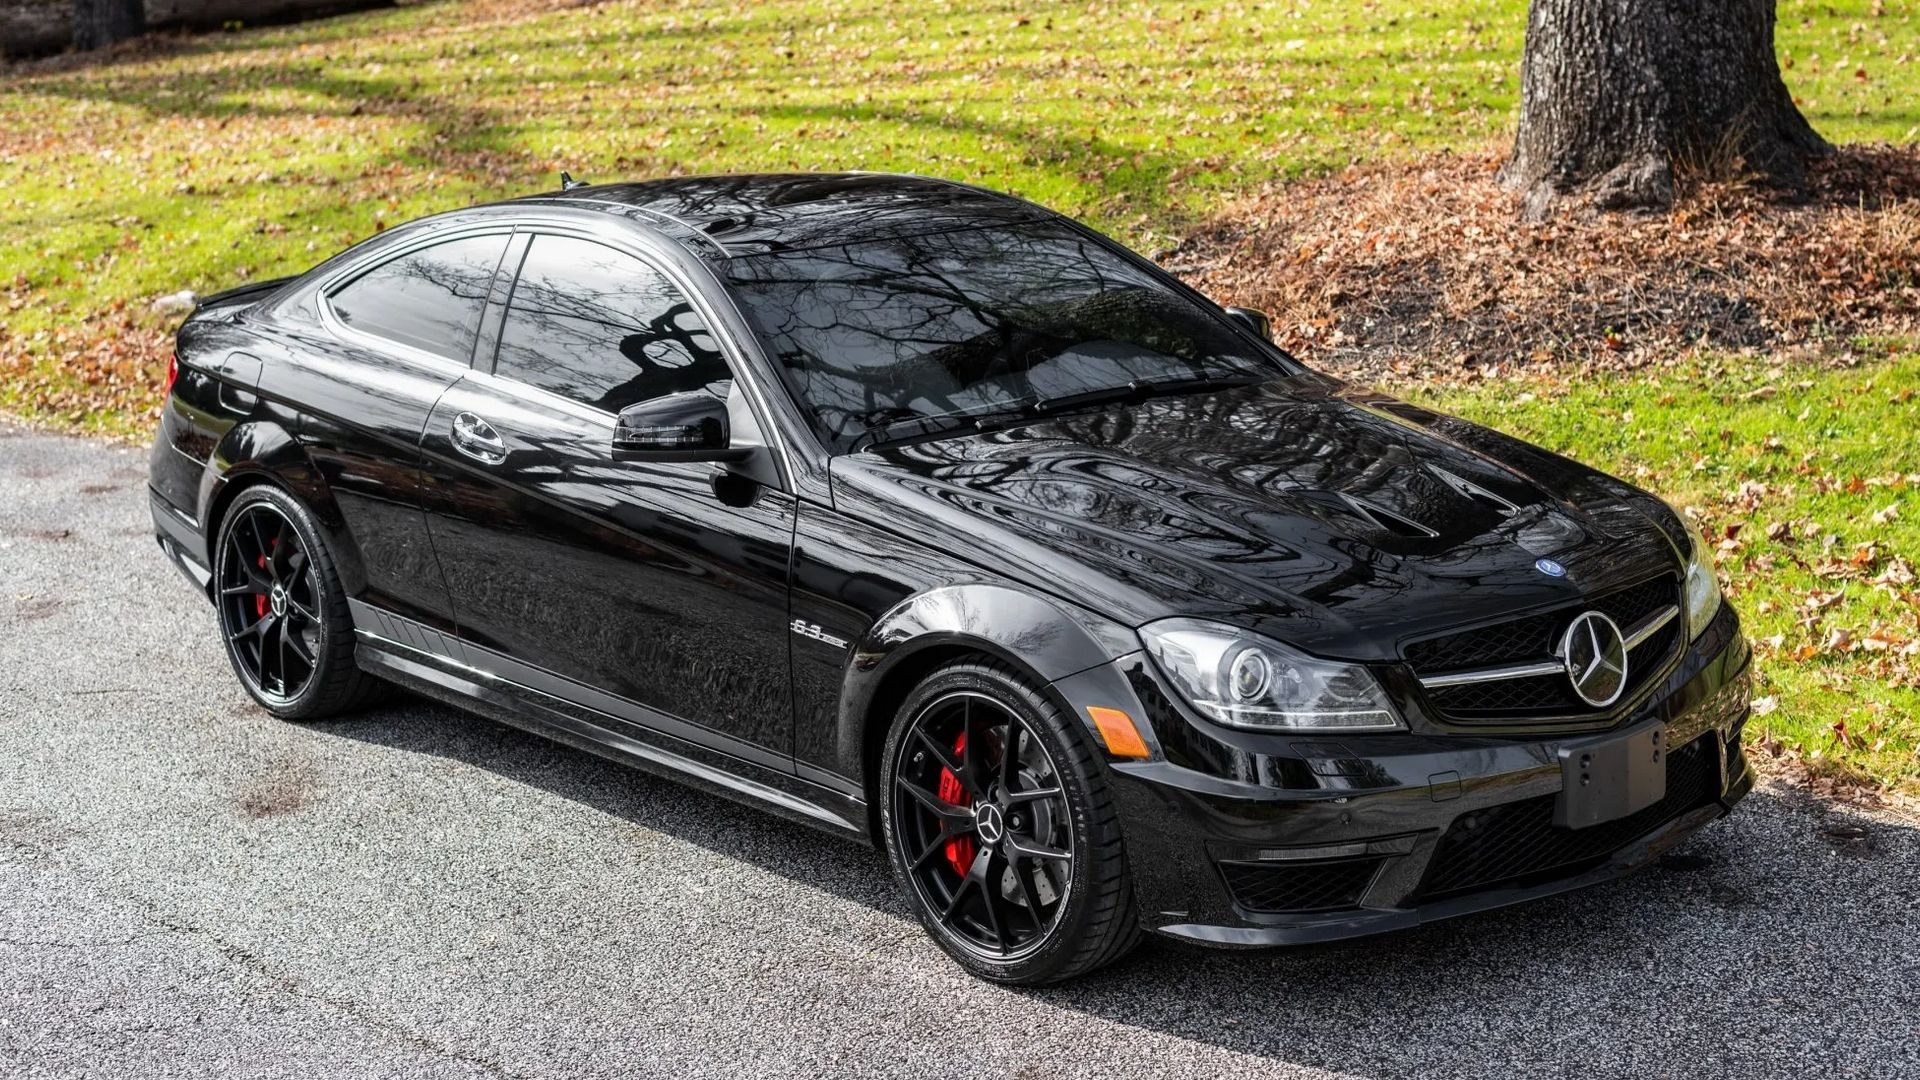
top-left (1219, 856), bottom-right (1383, 914)
top-left (1420, 735), bottom-right (1722, 899)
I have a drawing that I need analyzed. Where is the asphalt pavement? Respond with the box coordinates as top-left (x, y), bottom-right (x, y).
top-left (2, 420), bottom-right (1917, 1079)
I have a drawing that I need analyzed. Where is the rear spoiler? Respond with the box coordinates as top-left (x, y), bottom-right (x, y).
top-left (194, 275), bottom-right (297, 313)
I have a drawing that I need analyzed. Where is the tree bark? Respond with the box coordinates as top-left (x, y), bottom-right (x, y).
top-left (71, 0), bottom-right (143, 49)
top-left (1501, 0), bottom-right (1829, 218)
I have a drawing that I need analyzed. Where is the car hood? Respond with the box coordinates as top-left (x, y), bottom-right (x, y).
top-left (828, 372), bottom-right (1688, 662)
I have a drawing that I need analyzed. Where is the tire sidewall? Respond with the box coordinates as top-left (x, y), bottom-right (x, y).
top-left (879, 662), bottom-right (1113, 984)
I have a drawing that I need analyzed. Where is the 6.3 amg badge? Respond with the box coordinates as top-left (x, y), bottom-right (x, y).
top-left (790, 619), bottom-right (849, 649)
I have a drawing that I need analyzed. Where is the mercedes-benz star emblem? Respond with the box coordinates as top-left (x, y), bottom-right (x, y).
top-left (974, 803), bottom-right (1006, 845)
top-left (1559, 611), bottom-right (1628, 707)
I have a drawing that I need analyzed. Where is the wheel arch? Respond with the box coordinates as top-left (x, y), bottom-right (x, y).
top-left (844, 583), bottom-right (1136, 843)
top-left (198, 419), bottom-right (366, 599)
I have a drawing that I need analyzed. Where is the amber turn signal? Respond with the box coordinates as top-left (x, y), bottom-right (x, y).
top-left (1086, 706), bottom-right (1151, 759)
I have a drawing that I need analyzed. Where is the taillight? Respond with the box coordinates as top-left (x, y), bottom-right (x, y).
top-left (166, 352), bottom-right (179, 392)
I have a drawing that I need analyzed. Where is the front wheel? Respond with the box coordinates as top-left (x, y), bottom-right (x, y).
top-left (879, 659), bottom-right (1141, 984)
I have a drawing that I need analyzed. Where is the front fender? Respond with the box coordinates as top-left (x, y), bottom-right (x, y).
top-left (834, 583), bottom-right (1139, 783)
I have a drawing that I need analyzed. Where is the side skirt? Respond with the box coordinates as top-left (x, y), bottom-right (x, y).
top-left (351, 621), bottom-right (870, 845)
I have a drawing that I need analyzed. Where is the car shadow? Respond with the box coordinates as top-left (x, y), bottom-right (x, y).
top-left (309, 694), bottom-right (1920, 1076)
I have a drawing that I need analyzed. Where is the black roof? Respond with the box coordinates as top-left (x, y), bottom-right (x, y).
top-left (514, 172), bottom-right (1054, 258)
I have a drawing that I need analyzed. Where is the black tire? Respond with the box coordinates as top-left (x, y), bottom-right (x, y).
top-left (879, 658), bottom-right (1142, 985)
top-left (212, 485), bottom-right (383, 720)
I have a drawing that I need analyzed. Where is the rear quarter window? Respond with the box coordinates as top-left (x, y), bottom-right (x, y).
top-left (328, 233), bottom-right (509, 364)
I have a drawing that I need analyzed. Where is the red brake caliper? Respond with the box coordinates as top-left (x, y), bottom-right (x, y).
top-left (938, 730), bottom-right (975, 877)
top-left (253, 537), bottom-right (278, 618)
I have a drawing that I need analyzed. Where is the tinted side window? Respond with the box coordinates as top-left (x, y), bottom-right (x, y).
top-left (492, 236), bottom-right (731, 413)
top-left (329, 233), bottom-right (508, 363)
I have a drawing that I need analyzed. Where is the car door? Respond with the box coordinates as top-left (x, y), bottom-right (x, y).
top-left (417, 229), bottom-right (798, 765)
top-left (278, 227), bottom-right (513, 632)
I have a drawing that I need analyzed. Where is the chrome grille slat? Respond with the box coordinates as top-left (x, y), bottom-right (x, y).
top-left (1417, 603), bottom-right (1680, 689)
top-left (1404, 575), bottom-right (1684, 724)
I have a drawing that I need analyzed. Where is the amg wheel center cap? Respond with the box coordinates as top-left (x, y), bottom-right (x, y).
top-left (1560, 611), bottom-right (1628, 707)
top-left (975, 803), bottom-right (1006, 845)
top-left (269, 585), bottom-right (288, 618)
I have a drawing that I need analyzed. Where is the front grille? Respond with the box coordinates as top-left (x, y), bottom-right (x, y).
top-left (1220, 857), bottom-right (1383, 914)
top-left (1598, 574), bottom-right (1680, 629)
top-left (1408, 574), bottom-right (1682, 723)
top-left (1406, 610), bottom-right (1565, 672)
top-left (1426, 672), bottom-right (1580, 715)
top-left (1419, 735), bottom-right (1721, 900)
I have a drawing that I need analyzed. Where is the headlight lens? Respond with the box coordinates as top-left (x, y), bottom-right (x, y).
top-left (1140, 618), bottom-right (1403, 731)
top-left (1683, 527), bottom-right (1724, 641)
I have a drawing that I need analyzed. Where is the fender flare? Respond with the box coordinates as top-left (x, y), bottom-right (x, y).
top-left (196, 419), bottom-right (367, 598)
top-left (835, 582), bottom-right (1138, 802)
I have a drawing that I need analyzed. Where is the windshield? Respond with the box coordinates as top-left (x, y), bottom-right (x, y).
top-left (724, 224), bottom-right (1287, 452)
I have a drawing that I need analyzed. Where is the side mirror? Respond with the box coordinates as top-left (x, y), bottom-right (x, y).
top-left (1223, 306), bottom-right (1273, 342)
top-left (612, 390), bottom-right (751, 463)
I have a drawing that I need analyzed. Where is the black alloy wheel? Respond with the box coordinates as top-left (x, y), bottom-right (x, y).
top-left (213, 485), bottom-right (381, 719)
top-left (893, 690), bottom-right (1074, 959)
top-left (218, 500), bottom-right (321, 703)
top-left (882, 660), bottom-right (1141, 984)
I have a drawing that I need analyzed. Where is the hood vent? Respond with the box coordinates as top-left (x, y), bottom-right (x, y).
top-left (1427, 465), bottom-right (1520, 516)
top-left (1340, 494), bottom-right (1438, 539)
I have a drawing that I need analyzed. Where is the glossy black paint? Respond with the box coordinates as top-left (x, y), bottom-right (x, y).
top-left (149, 173), bottom-right (1751, 947)
top-left (612, 390), bottom-right (747, 462)
top-left (515, 172), bottom-right (1055, 257)
top-left (418, 372), bottom-right (799, 759)
top-left (835, 373), bottom-right (1686, 661)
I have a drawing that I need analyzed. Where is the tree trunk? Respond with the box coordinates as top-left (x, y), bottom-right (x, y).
top-left (71, 0), bottom-right (142, 50)
top-left (1501, 0), bottom-right (1829, 218)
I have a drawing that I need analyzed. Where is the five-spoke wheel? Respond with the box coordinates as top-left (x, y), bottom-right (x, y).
top-left (882, 660), bottom-right (1141, 984)
top-left (213, 485), bottom-right (381, 719)
top-left (892, 690), bottom-right (1074, 961)
top-left (218, 501), bottom-right (322, 703)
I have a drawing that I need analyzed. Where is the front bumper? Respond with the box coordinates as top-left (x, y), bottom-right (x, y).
top-left (1052, 602), bottom-right (1753, 946)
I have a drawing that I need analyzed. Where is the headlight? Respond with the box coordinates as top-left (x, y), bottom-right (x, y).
top-left (1140, 618), bottom-right (1403, 732)
top-left (1682, 527), bottom-right (1724, 640)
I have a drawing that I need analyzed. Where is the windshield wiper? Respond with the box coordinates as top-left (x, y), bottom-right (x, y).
top-left (851, 400), bottom-right (1038, 452)
top-left (1031, 372), bottom-right (1264, 415)
top-left (850, 372), bottom-right (1266, 452)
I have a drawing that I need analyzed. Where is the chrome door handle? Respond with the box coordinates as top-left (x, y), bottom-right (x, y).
top-left (450, 411), bottom-right (508, 464)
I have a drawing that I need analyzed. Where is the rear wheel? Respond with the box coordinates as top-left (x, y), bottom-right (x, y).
top-left (213, 485), bottom-right (380, 720)
top-left (880, 659), bottom-right (1141, 984)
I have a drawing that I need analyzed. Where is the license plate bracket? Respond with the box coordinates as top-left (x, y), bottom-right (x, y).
top-left (1555, 722), bottom-right (1668, 829)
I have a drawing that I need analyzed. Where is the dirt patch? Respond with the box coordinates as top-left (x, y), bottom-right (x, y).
top-left (1173, 144), bottom-right (1920, 383)
top-left (15, 596), bottom-right (62, 621)
top-left (1820, 820), bottom-right (1884, 859)
top-left (13, 527), bottom-right (72, 541)
top-left (0, 811), bottom-right (71, 853)
top-left (78, 482), bottom-right (118, 495)
top-left (235, 760), bottom-right (318, 819)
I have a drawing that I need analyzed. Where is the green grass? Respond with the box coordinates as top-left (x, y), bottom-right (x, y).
top-left (1403, 351), bottom-right (1920, 795)
top-left (2, 0), bottom-right (1918, 792)
top-left (2, 0), bottom-right (1915, 368)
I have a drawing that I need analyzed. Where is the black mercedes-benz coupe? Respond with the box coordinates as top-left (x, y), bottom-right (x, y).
top-left (150, 173), bottom-right (1751, 984)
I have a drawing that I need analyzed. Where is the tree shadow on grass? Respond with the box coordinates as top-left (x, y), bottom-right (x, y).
top-left (16, 35), bottom-right (1229, 231)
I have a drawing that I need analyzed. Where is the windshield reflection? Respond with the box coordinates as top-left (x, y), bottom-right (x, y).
top-left (725, 225), bottom-right (1283, 451)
